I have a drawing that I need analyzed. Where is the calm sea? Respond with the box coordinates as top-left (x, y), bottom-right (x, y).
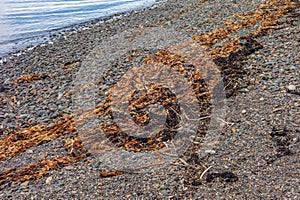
top-left (0, 0), bottom-right (158, 56)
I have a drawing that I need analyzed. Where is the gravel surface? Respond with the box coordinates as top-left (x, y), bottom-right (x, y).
top-left (0, 0), bottom-right (299, 199)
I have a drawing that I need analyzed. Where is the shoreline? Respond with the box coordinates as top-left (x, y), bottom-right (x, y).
top-left (0, 0), bottom-right (299, 198)
top-left (0, 0), bottom-right (166, 59)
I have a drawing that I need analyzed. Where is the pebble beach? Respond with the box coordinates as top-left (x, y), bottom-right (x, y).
top-left (0, 0), bottom-right (299, 199)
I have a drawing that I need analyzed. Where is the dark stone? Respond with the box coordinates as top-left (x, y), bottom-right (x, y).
top-left (0, 84), bottom-right (8, 92)
top-left (206, 171), bottom-right (238, 183)
top-left (191, 180), bottom-right (202, 186)
top-left (219, 171), bottom-right (239, 182)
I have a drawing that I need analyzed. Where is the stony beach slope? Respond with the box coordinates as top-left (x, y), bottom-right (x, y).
top-left (0, 0), bottom-right (299, 199)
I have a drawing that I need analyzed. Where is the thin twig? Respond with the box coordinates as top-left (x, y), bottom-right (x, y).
top-left (200, 166), bottom-right (212, 179)
top-left (178, 158), bottom-right (189, 166)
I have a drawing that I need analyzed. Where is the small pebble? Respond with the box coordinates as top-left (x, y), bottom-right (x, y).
top-left (287, 85), bottom-right (296, 91)
top-left (21, 181), bottom-right (29, 187)
top-left (241, 110), bottom-right (247, 114)
top-left (231, 127), bottom-right (237, 133)
top-left (27, 150), bottom-right (34, 154)
top-left (238, 88), bottom-right (249, 93)
top-left (0, 84), bottom-right (6, 92)
top-left (205, 149), bottom-right (216, 154)
top-left (65, 166), bottom-right (74, 170)
top-left (46, 176), bottom-right (52, 185)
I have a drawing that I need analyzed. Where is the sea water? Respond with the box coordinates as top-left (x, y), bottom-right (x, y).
top-left (0, 0), bottom-right (159, 56)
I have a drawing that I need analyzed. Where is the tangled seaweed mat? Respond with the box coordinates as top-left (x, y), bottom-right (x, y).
top-left (0, 0), bottom-right (297, 185)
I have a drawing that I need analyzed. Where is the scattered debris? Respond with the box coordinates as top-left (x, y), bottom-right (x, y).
top-left (14, 74), bottom-right (49, 85)
top-left (99, 171), bottom-right (125, 178)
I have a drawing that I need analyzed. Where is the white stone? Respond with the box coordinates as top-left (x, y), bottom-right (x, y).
top-left (288, 85), bottom-right (296, 91)
top-left (205, 149), bottom-right (216, 154)
top-left (21, 181), bottom-right (29, 187)
top-left (27, 149), bottom-right (34, 154)
top-left (46, 176), bottom-right (52, 184)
